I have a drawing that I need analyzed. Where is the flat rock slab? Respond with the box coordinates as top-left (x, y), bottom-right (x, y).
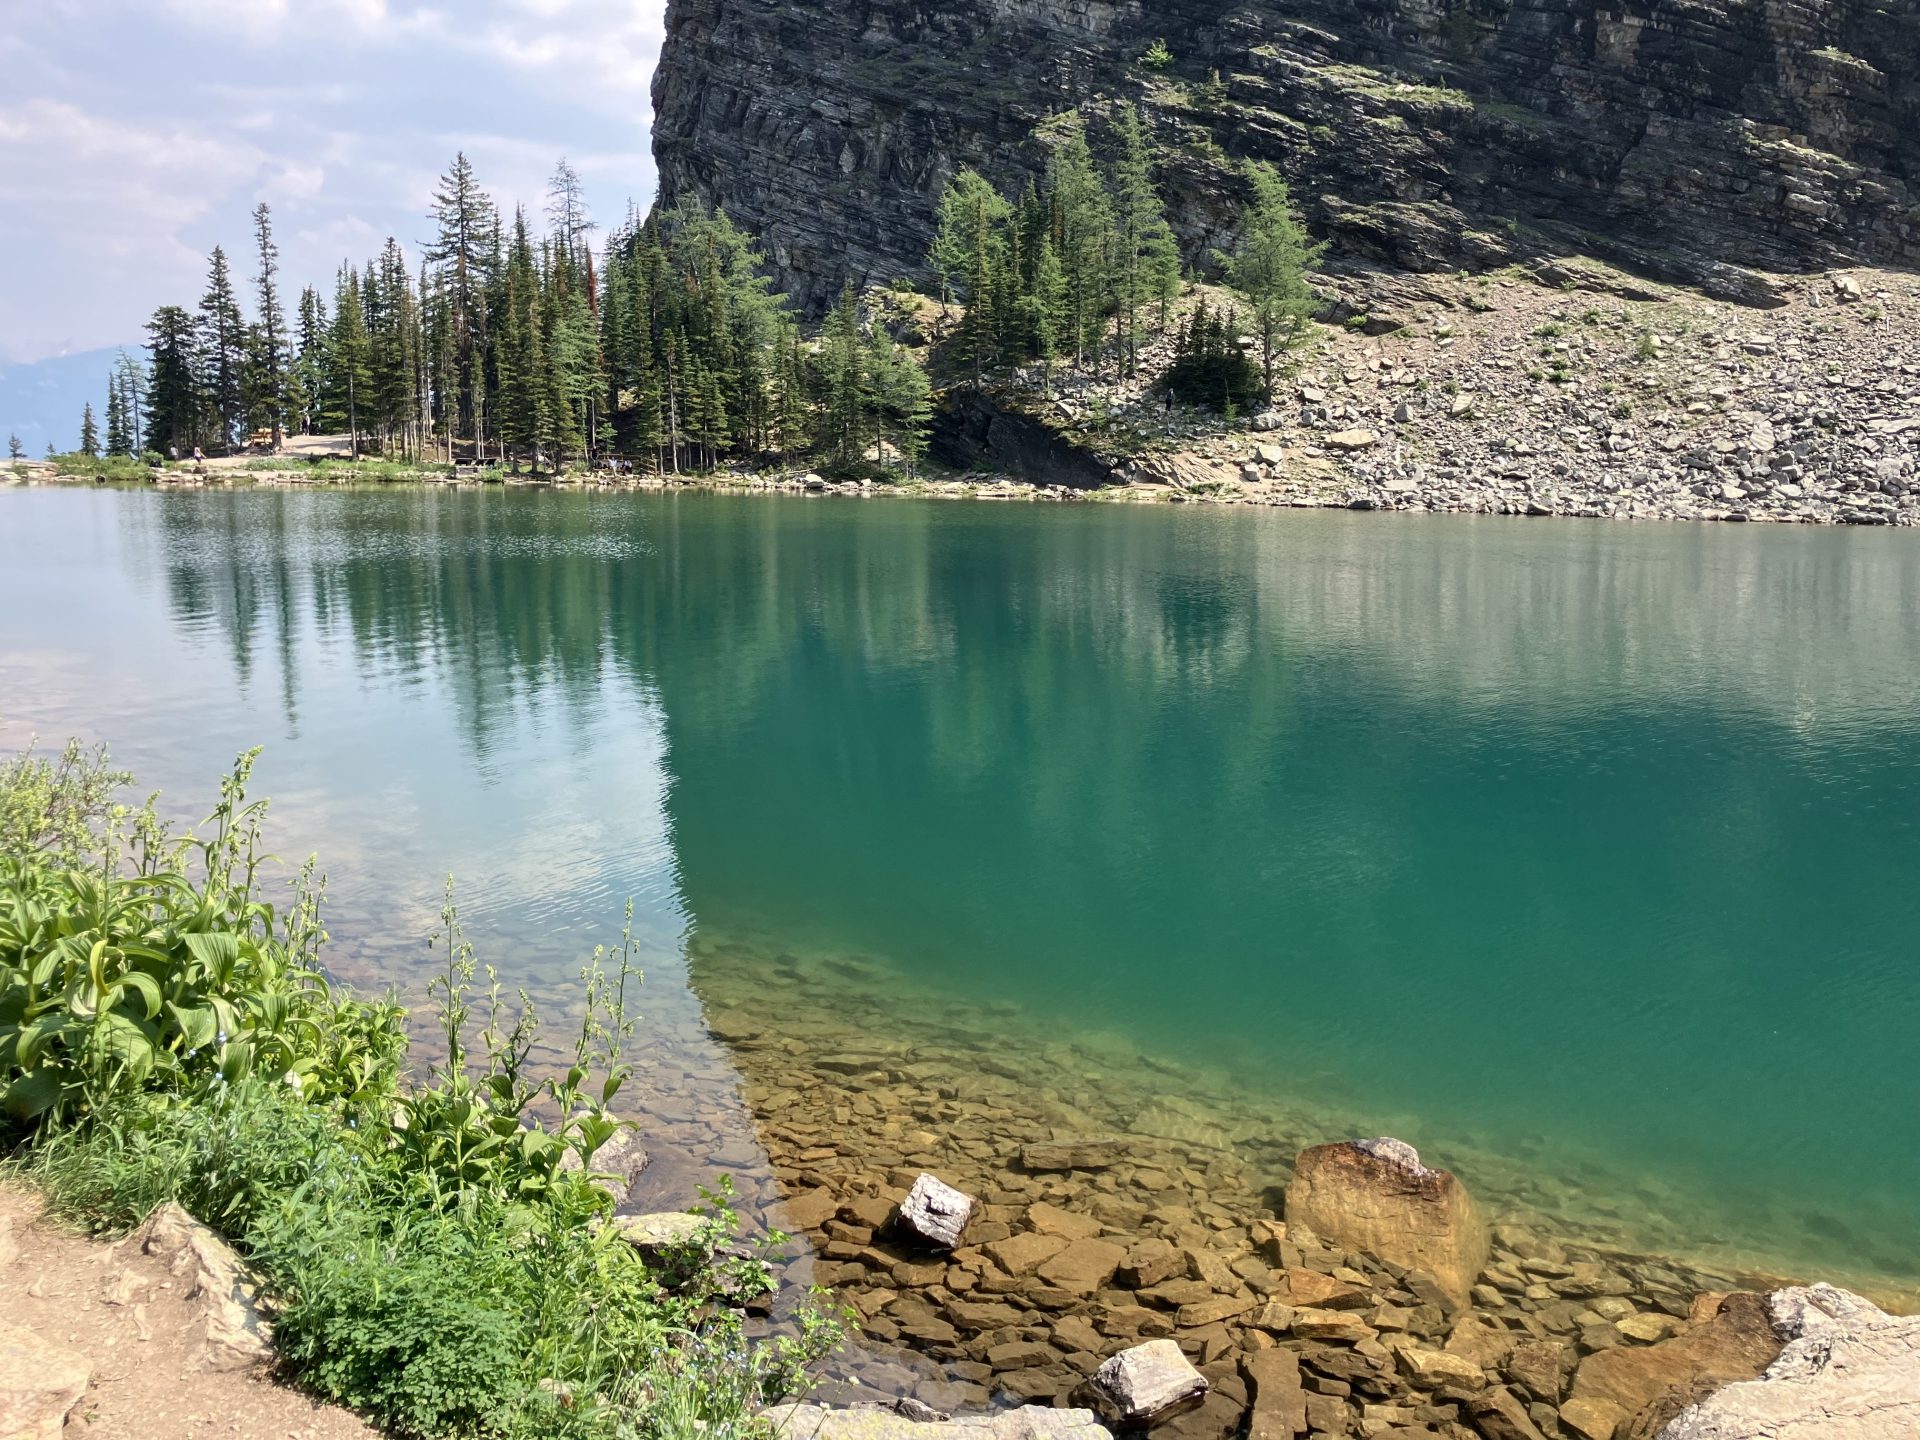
top-left (767, 1403), bottom-right (1110, 1440)
top-left (615, 1211), bottom-right (710, 1262)
top-left (1087, 1339), bottom-right (1210, 1428)
top-left (896, 1174), bottom-right (974, 1250)
top-left (1037, 1238), bottom-right (1129, 1295)
top-left (1020, 1138), bottom-right (1125, 1171)
top-left (1572, 1291), bottom-right (1781, 1420)
top-left (0, 1322), bottom-right (92, 1440)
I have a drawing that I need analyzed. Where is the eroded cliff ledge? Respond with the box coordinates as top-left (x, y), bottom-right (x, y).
top-left (652, 0), bottom-right (1920, 311)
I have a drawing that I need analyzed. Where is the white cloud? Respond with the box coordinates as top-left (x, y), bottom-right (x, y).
top-left (0, 0), bottom-right (665, 360)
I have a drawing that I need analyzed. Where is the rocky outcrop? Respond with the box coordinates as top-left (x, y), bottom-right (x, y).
top-left (932, 391), bottom-right (1116, 491)
top-left (1651, 1286), bottom-right (1920, 1440)
top-left (1283, 1138), bottom-right (1490, 1310)
top-left (0, 1322), bottom-right (92, 1440)
top-left (653, 0), bottom-right (1920, 312)
top-left (136, 1202), bottom-right (274, 1371)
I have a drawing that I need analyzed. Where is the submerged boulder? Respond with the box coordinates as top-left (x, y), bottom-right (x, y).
top-left (1571, 1291), bottom-right (1781, 1426)
top-left (1282, 1138), bottom-right (1489, 1309)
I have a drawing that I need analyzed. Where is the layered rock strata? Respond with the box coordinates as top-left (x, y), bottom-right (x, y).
top-left (654, 0), bottom-right (1920, 312)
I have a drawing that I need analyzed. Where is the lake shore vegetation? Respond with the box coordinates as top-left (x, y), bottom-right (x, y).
top-left (0, 739), bottom-right (839, 1440)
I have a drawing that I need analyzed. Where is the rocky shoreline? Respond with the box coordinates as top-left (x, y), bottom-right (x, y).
top-left (940, 263), bottom-right (1920, 529)
top-left (607, 932), bottom-right (1920, 1440)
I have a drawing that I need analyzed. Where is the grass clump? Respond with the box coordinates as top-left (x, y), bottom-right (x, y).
top-left (0, 741), bottom-right (838, 1440)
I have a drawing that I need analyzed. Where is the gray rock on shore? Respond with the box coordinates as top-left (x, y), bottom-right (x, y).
top-left (1654, 1285), bottom-right (1920, 1439)
top-left (1083, 1340), bottom-right (1210, 1429)
top-left (767, 1401), bottom-right (1109, 1440)
top-left (894, 1174), bottom-right (974, 1250)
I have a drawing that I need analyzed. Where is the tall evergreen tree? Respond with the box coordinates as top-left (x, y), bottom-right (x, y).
top-left (1109, 102), bottom-right (1182, 377)
top-left (324, 266), bottom-right (372, 454)
top-left (1046, 117), bottom-right (1115, 370)
top-left (250, 203), bottom-right (289, 447)
top-left (78, 402), bottom-right (99, 458)
top-left (197, 246), bottom-right (248, 451)
top-left (1220, 160), bottom-right (1324, 396)
top-left (115, 352), bottom-right (147, 456)
top-left (6, 435), bottom-right (21, 461)
top-left (294, 287), bottom-right (329, 436)
top-left (427, 152), bottom-right (499, 452)
top-left (104, 377), bottom-right (129, 458)
top-left (145, 305), bottom-right (201, 455)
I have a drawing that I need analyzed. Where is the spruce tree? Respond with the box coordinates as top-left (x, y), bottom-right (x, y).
top-left (79, 402), bottom-right (99, 458)
top-left (1046, 117), bottom-right (1115, 370)
top-left (324, 266), bottom-right (372, 454)
top-left (251, 203), bottom-right (289, 447)
top-left (1220, 160), bottom-right (1324, 397)
top-left (817, 284), bottom-right (867, 471)
top-left (145, 305), bottom-right (201, 455)
top-left (197, 246), bottom-right (248, 451)
top-left (105, 378), bottom-right (128, 458)
top-left (1110, 102), bottom-right (1181, 377)
top-left (428, 152), bottom-right (499, 451)
top-left (294, 287), bottom-right (329, 436)
top-left (8, 434), bottom-right (23, 461)
top-left (115, 352), bottom-right (148, 456)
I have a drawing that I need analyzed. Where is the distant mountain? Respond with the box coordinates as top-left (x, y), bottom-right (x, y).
top-left (0, 347), bottom-right (133, 456)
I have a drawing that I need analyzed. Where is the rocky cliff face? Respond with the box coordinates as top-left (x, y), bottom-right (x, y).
top-left (652, 0), bottom-right (1920, 310)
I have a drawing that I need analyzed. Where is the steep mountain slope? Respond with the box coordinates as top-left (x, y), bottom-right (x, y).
top-left (652, 0), bottom-right (1920, 310)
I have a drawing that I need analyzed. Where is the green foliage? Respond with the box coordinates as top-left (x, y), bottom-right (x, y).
top-left (1158, 301), bottom-right (1263, 411)
top-left (48, 452), bottom-right (157, 482)
top-left (1219, 161), bottom-right (1324, 395)
top-left (1140, 38), bottom-right (1174, 71)
top-left (1, 745), bottom-right (842, 1440)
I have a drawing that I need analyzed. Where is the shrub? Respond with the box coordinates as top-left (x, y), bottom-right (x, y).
top-left (1158, 301), bottom-right (1266, 411)
top-left (2, 745), bottom-right (841, 1440)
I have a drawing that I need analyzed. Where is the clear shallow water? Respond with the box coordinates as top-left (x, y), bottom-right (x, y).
top-left (2, 488), bottom-right (1917, 1293)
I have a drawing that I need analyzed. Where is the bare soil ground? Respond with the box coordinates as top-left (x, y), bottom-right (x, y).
top-left (0, 1184), bottom-right (375, 1440)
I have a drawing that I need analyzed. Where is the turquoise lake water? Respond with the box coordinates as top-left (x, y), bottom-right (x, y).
top-left (1, 488), bottom-right (1916, 1293)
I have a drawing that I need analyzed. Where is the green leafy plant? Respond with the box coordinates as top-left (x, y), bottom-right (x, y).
top-left (1140, 38), bottom-right (1174, 70)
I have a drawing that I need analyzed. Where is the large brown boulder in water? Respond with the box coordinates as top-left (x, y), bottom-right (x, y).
top-left (1282, 1138), bottom-right (1489, 1310)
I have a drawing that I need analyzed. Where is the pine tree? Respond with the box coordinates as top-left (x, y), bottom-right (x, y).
top-left (817, 283), bottom-right (867, 471)
top-left (864, 325), bottom-right (932, 474)
top-left (115, 352), bottom-right (148, 456)
top-left (497, 208), bottom-right (550, 469)
top-left (1110, 102), bottom-right (1181, 377)
top-left (250, 203), bottom-right (289, 447)
top-left (1220, 160), bottom-right (1325, 397)
top-left (1046, 116), bottom-right (1115, 370)
top-left (145, 305), bottom-right (201, 455)
top-left (324, 266), bottom-right (372, 454)
top-left (7, 434), bottom-right (23, 461)
top-left (427, 152), bottom-right (499, 452)
top-left (1025, 234), bottom-right (1069, 396)
top-left (79, 402), bottom-right (99, 458)
top-left (930, 170), bottom-right (1011, 309)
top-left (546, 157), bottom-right (596, 274)
top-left (197, 246), bottom-right (248, 451)
top-left (105, 377), bottom-right (129, 458)
top-left (294, 287), bottom-right (329, 435)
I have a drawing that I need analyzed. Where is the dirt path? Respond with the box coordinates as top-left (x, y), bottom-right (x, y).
top-left (0, 1184), bottom-right (375, 1440)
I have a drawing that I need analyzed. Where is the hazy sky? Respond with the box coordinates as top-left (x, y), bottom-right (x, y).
top-left (0, 0), bottom-right (669, 363)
